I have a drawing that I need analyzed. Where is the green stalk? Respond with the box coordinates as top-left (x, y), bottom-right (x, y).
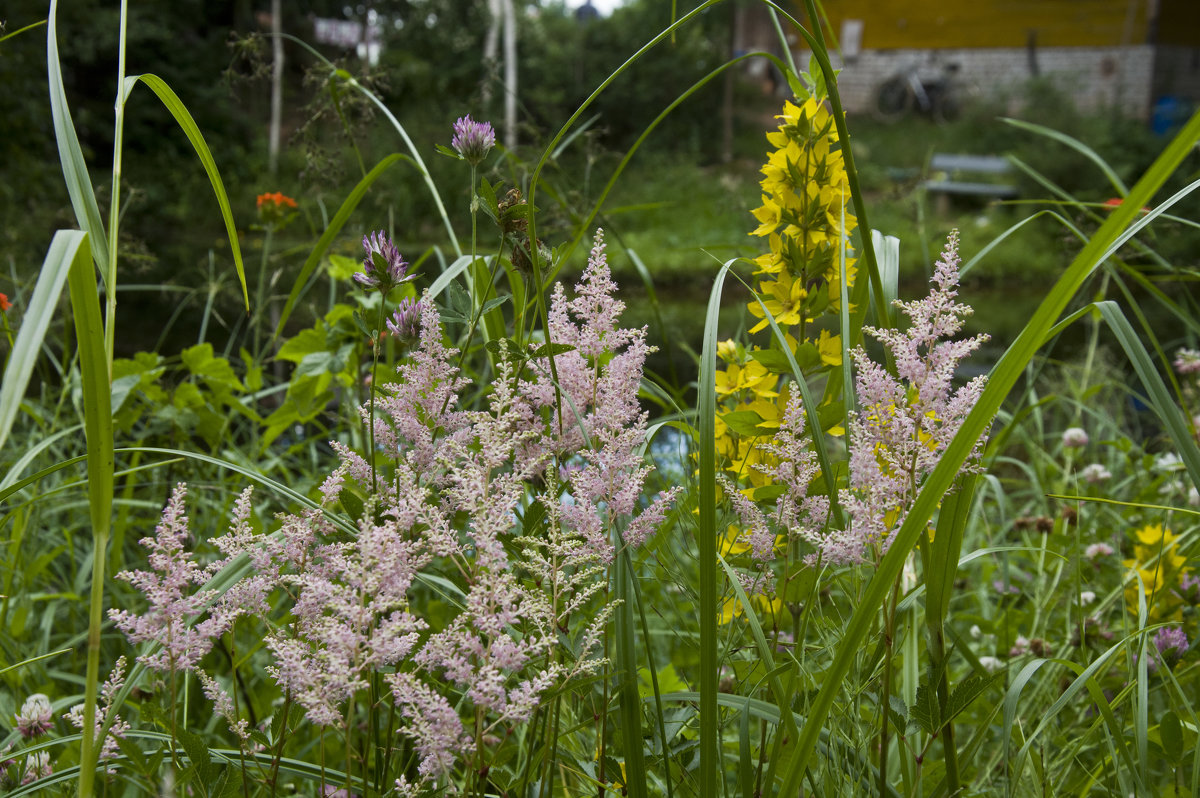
top-left (65, 230), bottom-right (113, 798)
top-left (368, 300), bottom-right (386, 494)
top-left (103, 0), bottom-right (129, 373)
top-left (877, 574), bottom-right (902, 796)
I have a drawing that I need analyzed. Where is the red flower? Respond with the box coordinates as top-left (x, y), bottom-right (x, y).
top-left (0, 293), bottom-right (11, 312)
top-left (256, 191), bottom-right (297, 209)
top-left (1103, 197), bottom-right (1151, 214)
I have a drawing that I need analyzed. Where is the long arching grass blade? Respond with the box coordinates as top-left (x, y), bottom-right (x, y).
top-left (46, 0), bottom-right (108, 272)
top-left (614, 547), bottom-right (648, 798)
top-left (274, 153), bottom-right (407, 336)
top-left (0, 233), bottom-right (80, 451)
top-left (1095, 300), bottom-right (1200, 487)
top-left (698, 260), bottom-right (735, 795)
top-left (124, 74), bottom-right (250, 308)
top-left (1001, 117), bottom-right (1129, 195)
top-left (65, 231), bottom-right (113, 798)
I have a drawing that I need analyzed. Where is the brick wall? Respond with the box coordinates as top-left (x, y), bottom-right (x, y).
top-left (810, 45), bottom-right (1157, 119)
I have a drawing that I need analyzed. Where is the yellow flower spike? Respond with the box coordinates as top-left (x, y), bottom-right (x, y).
top-left (816, 329), bottom-right (842, 366)
top-left (715, 360), bottom-right (779, 398)
top-left (748, 273), bottom-right (807, 333)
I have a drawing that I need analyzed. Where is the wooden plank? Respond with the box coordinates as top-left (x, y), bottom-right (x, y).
top-left (930, 153), bottom-right (1013, 174)
top-left (922, 180), bottom-right (1019, 198)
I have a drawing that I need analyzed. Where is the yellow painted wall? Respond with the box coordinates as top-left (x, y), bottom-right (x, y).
top-left (817, 0), bottom-right (1153, 49)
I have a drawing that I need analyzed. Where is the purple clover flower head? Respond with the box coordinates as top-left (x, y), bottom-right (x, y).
top-left (356, 231), bottom-right (412, 292)
top-left (451, 115), bottom-right (496, 166)
top-left (386, 297), bottom-right (424, 342)
top-left (1085, 542), bottom-right (1114, 559)
top-left (1155, 626), bottom-right (1189, 669)
top-left (15, 694), bottom-right (53, 739)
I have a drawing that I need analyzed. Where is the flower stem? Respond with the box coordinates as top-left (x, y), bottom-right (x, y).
top-left (368, 299), bottom-right (386, 494)
top-left (878, 572), bottom-right (903, 797)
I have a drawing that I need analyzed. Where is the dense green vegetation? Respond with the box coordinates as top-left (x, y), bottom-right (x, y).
top-left (2, 1), bottom-right (1199, 796)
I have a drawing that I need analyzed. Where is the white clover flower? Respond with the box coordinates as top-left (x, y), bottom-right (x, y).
top-left (1079, 590), bottom-right (1096, 606)
top-left (1061, 427), bottom-right (1089, 448)
top-left (1154, 452), bottom-right (1184, 472)
top-left (1085, 542), bottom-right (1114, 559)
top-left (978, 656), bottom-right (1003, 673)
top-left (1080, 463), bottom-right (1111, 483)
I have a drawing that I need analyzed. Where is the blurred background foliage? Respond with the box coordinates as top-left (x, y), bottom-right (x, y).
top-left (1, 0), bottom-right (1195, 372)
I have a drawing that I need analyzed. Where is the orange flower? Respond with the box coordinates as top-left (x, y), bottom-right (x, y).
top-left (256, 191), bottom-right (297, 209)
top-left (0, 293), bottom-right (11, 312)
top-left (1102, 197), bottom-right (1151, 214)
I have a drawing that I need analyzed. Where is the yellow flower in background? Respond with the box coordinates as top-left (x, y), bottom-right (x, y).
top-left (1123, 523), bottom-right (1193, 624)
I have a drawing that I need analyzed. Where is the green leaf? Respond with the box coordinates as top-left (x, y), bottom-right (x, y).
top-left (46, 0), bottom-right (108, 272)
top-left (326, 253), bottom-right (361, 281)
top-left (1160, 710), bottom-right (1183, 765)
top-left (434, 142), bottom-right (460, 159)
top-left (0, 231), bottom-right (81, 450)
top-left (480, 294), bottom-right (510, 315)
top-left (125, 74), bottom-right (247, 309)
top-left (906, 679), bottom-right (939, 735)
top-left (944, 672), bottom-right (1000, 726)
top-left (181, 344), bottom-right (244, 390)
top-left (277, 327), bottom-right (329, 363)
top-left (720, 410), bottom-right (772, 437)
top-left (529, 342), bottom-right (575, 358)
top-left (638, 664), bottom-right (689, 699)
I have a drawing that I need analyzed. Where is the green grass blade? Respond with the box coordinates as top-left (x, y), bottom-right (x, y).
top-left (614, 547), bottom-right (648, 798)
top-left (776, 106), bottom-right (1200, 795)
top-left (428, 255), bottom-right (483, 302)
top-left (1001, 117), bottom-right (1129, 195)
top-left (274, 153), bottom-right (407, 335)
top-left (46, 0), bottom-right (108, 273)
top-left (1095, 300), bottom-right (1200, 493)
top-left (65, 231), bottom-right (112, 798)
top-left (0, 233), bottom-right (80, 451)
top-left (125, 74), bottom-right (249, 309)
top-left (698, 260), bottom-right (734, 795)
top-left (717, 555), bottom-right (799, 748)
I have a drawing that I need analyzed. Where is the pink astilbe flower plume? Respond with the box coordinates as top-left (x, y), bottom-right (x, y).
top-left (109, 484), bottom-right (225, 672)
top-left (830, 230), bottom-right (989, 563)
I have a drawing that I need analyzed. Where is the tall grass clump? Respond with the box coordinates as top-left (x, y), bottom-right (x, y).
top-left (2, 0), bottom-right (1199, 796)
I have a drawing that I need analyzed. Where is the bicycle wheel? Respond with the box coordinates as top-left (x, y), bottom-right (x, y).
top-left (875, 76), bottom-right (912, 122)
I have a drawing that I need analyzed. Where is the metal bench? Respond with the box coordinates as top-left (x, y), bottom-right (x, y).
top-left (922, 153), bottom-right (1018, 210)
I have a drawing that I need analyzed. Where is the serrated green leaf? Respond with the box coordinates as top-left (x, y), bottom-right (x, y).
top-left (907, 679), bottom-right (939, 735)
top-left (326, 253), bottom-right (361, 281)
top-left (176, 725), bottom-right (212, 774)
top-left (944, 672), bottom-right (1000, 726)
